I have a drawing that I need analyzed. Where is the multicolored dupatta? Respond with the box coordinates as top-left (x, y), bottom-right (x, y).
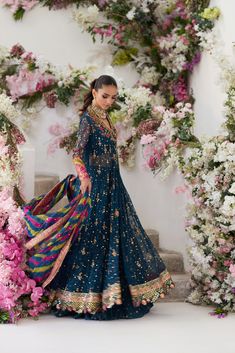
top-left (22, 175), bottom-right (91, 288)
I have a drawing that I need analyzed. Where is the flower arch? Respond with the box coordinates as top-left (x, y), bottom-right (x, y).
top-left (3, 0), bottom-right (234, 323)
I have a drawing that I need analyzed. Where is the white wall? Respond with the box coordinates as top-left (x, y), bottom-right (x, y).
top-left (0, 0), bottom-right (233, 269)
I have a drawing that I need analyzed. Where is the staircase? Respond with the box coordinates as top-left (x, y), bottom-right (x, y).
top-left (35, 174), bottom-right (191, 302)
top-left (146, 229), bottom-right (191, 302)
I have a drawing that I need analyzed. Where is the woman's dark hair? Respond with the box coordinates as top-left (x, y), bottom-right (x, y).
top-left (80, 75), bottom-right (117, 115)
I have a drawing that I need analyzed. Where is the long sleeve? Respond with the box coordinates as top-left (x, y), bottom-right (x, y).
top-left (72, 115), bottom-right (91, 181)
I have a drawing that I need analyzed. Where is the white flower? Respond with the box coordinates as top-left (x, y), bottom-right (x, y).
top-left (154, 0), bottom-right (176, 20)
top-left (231, 250), bottom-right (235, 259)
top-left (0, 45), bottom-right (9, 64)
top-left (214, 141), bottom-right (235, 162)
top-left (151, 92), bottom-right (165, 106)
top-left (126, 6), bottom-right (136, 20)
top-left (139, 66), bottom-right (160, 86)
top-left (209, 191), bottom-right (222, 207)
top-left (201, 170), bottom-right (217, 192)
top-left (72, 5), bottom-right (100, 30)
top-left (209, 292), bottom-right (222, 304)
top-left (221, 195), bottom-right (235, 217)
top-left (229, 183), bottom-right (235, 194)
top-left (187, 289), bottom-right (202, 304)
top-left (120, 86), bottom-right (152, 110)
top-left (0, 93), bottom-right (19, 122)
top-left (0, 153), bottom-right (22, 189)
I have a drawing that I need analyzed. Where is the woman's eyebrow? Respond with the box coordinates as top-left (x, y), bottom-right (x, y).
top-left (103, 93), bottom-right (117, 97)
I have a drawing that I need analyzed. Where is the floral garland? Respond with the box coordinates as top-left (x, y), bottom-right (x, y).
top-left (3, 0), bottom-right (235, 321)
top-left (0, 92), bottom-right (26, 204)
top-left (0, 0), bottom-right (220, 171)
top-left (0, 43), bottom-right (200, 171)
top-left (73, 1), bottom-right (219, 105)
top-left (1, 1), bottom-right (219, 106)
top-left (138, 102), bottom-right (199, 179)
top-left (1, 0), bottom-right (219, 106)
top-left (0, 92), bottom-right (51, 323)
top-left (178, 86), bottom-right (235, 317)
top-left (0, 43), bottom-right (93, 130)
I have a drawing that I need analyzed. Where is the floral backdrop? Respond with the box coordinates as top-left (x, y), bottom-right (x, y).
top-left (2, 0), bottom-right (235, 322)
top-left (180, 87), bottom-right (235, 317)
top-left (0, 0), bottom-right (219, 170)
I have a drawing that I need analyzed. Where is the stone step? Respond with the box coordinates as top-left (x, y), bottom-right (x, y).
top-left (145, 229), bottom-right (160, 250)
top-left (162, 272), bottom-right (191, 302)
top-left (145, 229), bottom-right (185, 273)
top-left (159, 249), bottom-right (185, 273)
top-left (34, 174), bottom-right (60, 197)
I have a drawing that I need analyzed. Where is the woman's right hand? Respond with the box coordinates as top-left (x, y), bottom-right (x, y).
top-left (80, 177), bottom-right (92, 195)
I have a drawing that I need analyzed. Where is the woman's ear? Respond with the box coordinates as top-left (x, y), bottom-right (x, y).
top-left (92, 88), bottom-right (96, 99)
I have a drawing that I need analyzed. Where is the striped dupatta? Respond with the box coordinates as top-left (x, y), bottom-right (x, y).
top-left (22, 175), bottom-right (91, 288)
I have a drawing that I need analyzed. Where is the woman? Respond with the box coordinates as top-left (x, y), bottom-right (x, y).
top-left (24, 75), bottom-right (175, 320)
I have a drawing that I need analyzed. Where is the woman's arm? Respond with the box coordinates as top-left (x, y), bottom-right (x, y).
top-left (72, 115), bottom-right (92, 193)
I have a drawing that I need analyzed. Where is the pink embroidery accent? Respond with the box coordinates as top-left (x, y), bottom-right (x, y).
top-left (73, 156), bottom-right (90, 181)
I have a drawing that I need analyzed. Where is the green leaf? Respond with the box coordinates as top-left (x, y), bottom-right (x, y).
top-left (112, 48), bottom-right (138, 66)
top-left (56, 86), bottom-right (75, 106)
top-left (21, 91), bottom-right (43, 109)
top-left (133, 103), bottom-right (152, 127)
top-left (13, 7), bottom-right (25, 21)
top-left (0, 310), bottom-right (11, 324)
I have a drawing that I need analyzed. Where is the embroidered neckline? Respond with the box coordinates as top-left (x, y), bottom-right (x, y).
top-left (90, 102), bottom-right (107, 119)
top-left (87, 104), bottom-right (117, 141)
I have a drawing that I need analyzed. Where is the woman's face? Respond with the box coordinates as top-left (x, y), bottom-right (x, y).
top-left (92, 84), bottom-right (118, 110)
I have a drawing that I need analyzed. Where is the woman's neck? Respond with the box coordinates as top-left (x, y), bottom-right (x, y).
top-left (90, 101), bottom-right (107, 119)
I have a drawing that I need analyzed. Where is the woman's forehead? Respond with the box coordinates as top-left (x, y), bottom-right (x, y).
top-left (98, 85), bottom-right (118, 95)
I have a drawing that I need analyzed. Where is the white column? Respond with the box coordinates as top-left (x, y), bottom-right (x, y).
top-left (18, 142), bottom-right (35, 201)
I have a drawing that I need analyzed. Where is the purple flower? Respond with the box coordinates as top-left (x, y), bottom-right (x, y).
top-left (184, 52), bottom-right (201, 72)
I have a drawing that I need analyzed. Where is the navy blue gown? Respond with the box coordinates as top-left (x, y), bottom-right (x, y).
top-left (48, 108), bottom-right (174, 320)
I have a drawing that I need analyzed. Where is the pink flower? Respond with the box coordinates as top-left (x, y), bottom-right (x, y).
top-left (10, 43), bottom-right (25, 58)
top-left (229, 264), bottom-right (235, 277)
top-left (31, 287), bottom-right (43, 303)
top-left (140, 134), bottom-right (157, 145)
top-left (6, 68), bottom-right (55, 100)
top-left (224, 260), bottom-right (233, 267)
top-left (173, 77), bottom-right (189, 102)
top-left (21, 0), bottom-right (38, 11)
top-left (104, 25), bottom-right (113, 37)
top-left (48, 123), bottom-right (67, 137)
top-left (47, 138), bottom-right (62, 155)
top-left (21, 51), bottom-right (36, 62)
top-left (218, 246), bottom-right (231, 254)
top-left (217, 238), bottom-right (226, 245)
top-left (44, 91), bottom-right (57, 108)
top-left (28, 302), bottom-right (47, 317)
top-left (148, 156), bottom-right (158, 169)
top-left (0, 188), bottom-right (48, 320)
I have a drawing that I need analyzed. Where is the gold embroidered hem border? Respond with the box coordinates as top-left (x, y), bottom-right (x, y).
top-left (49, 270), bottom-right (174, 314)
top-left (129, 270), bottom-right (174, 305)
top-left (50, 282), bottom-right (122, 314)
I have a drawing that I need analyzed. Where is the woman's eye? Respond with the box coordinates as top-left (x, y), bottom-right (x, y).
top-left (102, 95), bottom-right (108, 99)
